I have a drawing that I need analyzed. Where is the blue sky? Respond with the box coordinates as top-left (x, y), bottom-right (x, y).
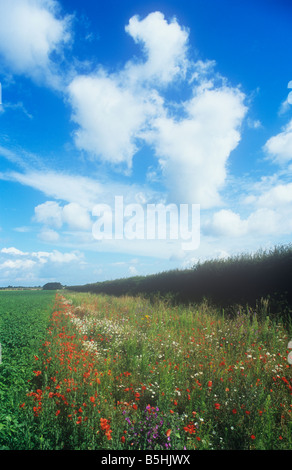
top-left (0, 0), bottom-right (292, 287)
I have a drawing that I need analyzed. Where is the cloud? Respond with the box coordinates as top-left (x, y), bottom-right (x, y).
top-left (205, 178), bottom-right (292, 239)
top-left (66, 12), bottom-right (247, 207)
top-left (0, 0), bottom-right (72, 88)
top-left (0, 247), bottom-right (84, 287)
top-left (0, 247), bottom-right (82, 265)
top-left (62, 203), bottom-right (92, 230)
top-left (34, 200), bottom-right (91, 231)
top-left (278, 80), bottom-right (292, 114)
top-left (124, 11), bottom-right (189, 85)
top-left (34, 201), bottom-right (63, 228)
top-left (264, 119), bottom-right (292, 164)
top-left (38, 228), bottom-right (60, 242)
top-left (205, 209), bottom-right (248, 237)
top-left (47, 250), bottom-right (81, 264)
top-left (1, 259), bottom-right (36, 270)
top-left (1, 247), bottom-right (28, 256)
top-left (4, 171), bottom-right (104, 208)
top-left (66, 12), bottom-right (190, 170)
top-left (1, 168), bottom-right (162, 212)
top-left (148, 85), bottom-right (247, 207)
top-left (254, 182), bottom-right (292, 208)
top-left (68, 73), bottom-right (152, 169)
top-left (128, 265), bottom-right (138, 275)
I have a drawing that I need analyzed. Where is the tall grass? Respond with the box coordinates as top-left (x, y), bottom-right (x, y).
top-left (15, 291), bottom-right (291, 450)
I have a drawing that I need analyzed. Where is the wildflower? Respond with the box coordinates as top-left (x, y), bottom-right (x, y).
top-left (184, 423), bottom-right (196, 434)
top-left (121, 436), bottom-right (126, 443)
top-left (100, 418), bottom-right (111, 431)
top-left (56, 410), bottom-right (60, 416)
top-left (251, 434), bottom-right (256, 440)
top-left (100, 418), bottom-right (113, 440)
top-left (214, 403), bottom-right (221, 410)
top-left (105, 430), bottom-right (112, 441)
top-left (166, 429), bottom-right (172, 437)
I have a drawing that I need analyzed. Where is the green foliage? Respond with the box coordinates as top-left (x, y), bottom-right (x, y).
top-left (0, 290), bottom-right (291, 450)
top-left (23, 291), bottom-right (292, 450)
top-left (0, 290), bottom-right (55, 449)
top-left (43, 282), bottom-right (62, 290)
top-left (68, 244), bottom-right (292, 322)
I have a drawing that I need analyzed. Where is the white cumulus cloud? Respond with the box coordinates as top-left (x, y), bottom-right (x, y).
top-left (124, 11), bottom-right (189, 85)
top-left (68, 73), bottom-right (151, 169)
top-left (148, 86), bottom-right (247, 207)
top-left (66, 12), bottom-right (247, 208)
top-left (264, 119), bottom-right (292, 164)
top-left (0, 0), bottom-right (72, 87)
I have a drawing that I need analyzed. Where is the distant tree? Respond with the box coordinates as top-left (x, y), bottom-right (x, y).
top-left (43, 282), bottom-right (62, 290)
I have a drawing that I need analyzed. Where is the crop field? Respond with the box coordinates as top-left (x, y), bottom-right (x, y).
top-left (0, 289), bottom-right (291, 451)
top-left (0, 290), bottom-right (56, 449)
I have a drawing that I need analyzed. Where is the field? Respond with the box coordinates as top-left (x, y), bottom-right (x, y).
top-left (0, 290), bottom-right (56, 449)
top-left (0, 289), bottom-right (291, 451)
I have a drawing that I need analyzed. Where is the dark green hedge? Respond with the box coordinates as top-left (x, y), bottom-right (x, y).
top-left (67, 245), bottom-right (292, 317)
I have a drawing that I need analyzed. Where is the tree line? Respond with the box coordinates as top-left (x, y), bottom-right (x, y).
top-left (67, 244), bottom-right (292, 320)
